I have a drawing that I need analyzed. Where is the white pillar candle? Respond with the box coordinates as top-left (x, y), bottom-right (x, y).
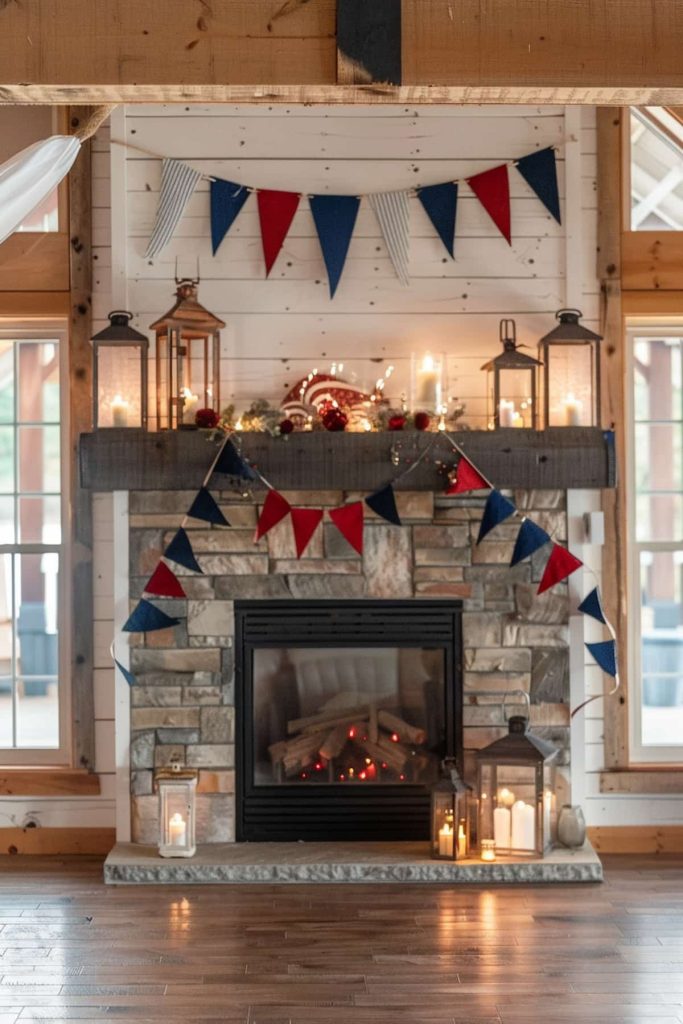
top-left (181, 388), bottom-right (199, 425)
top-left (111, 394), bottom-right (129, 427)
top-left (511, 411), bottom-right (524, 428)
top-left (416, 353), bottom-right (440, 409)
top-left (498, 399), bottom-right (515, 427)
top-left (511, 800), bottom-right (536, 851)
top-left (168, 812), bottom-right (187, 847)
top-left (493, 805), bottom-right (511, 848)
top-left (563, 393), bottom-right (583, 426)
top-left (438, 821), bottom-right (454, 857)
top-left (480, 839), bottom-right (496, 862)
top-left (457, 823), bottom-right (467, 859)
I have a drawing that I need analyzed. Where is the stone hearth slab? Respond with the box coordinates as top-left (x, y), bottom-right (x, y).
top-left (104, 841), bottom-right (602, 884)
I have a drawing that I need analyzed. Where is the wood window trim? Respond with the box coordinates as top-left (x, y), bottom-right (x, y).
top-left (0, 768), bottom-right (100, 797)
top-left (600, 767), bottom-right (683, 794)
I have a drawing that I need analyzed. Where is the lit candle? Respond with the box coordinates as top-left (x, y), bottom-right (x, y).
top-left (511, 800), bottom-right (535, 851)
top-left (498, 399), bottom-right (515, 428)
top-left (181, 388), bottom-right (199, 425)
top-left (493, 805), bottom-right (511, 848)
top-left (416, 353), bottom-right (440, 410)
top-left (511, 411), bottom-right (524, 428)
top-left (438, 821), bottom-right (454, 857)
top-left (480, 839), bottom-right (496, 862)
top-left (498, 787), bottom-right (516, 808)
top-left (563, 393), bottom-right (583, 426)
top-left (457, 822), bottom-right (467, 859)
top-left (111, 394), bottom-right (129, 427)
top-left (168, 812), bottom-right (186, 847)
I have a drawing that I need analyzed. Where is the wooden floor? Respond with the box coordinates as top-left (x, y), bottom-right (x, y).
top-left (0, 856), bottom-right (682, 1023)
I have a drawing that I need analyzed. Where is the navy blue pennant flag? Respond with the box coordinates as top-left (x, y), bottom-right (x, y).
top-left (188, 486), bottom-right (229, 526)
top-left (164, 527), bottom-right (203, 574)
top-left (586, 639), bottom-right (618, 677)
top-left (578, 587), bottom-right (607, 625)
top-left (122, 599), bottom-right (180, 634)
top-left (477, 490), bottom-right (516, 545)
top-left (114, 658), bottom-right (136, 686)
top-left (213, 440), bottom-right (256, 480)
top-left (510, 518), bottom-right (551, 567)
top-left (365, 484), bottom-right (401, 526)
top-left (310, 194), bottom-right (361, 299)
top-left (516, 147), bottom-right (561, 224)
top-left (210, 178), bottom-right (250, 255)
top-left (417, 182), bottom-right (458, 258)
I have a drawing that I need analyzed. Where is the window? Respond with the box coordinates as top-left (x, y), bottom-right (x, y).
top-left (627, 325), bottom-right (683, 762)
top-left (630, 108), bottom-right (683, 230)
top-left (0, 327), bottom-right (68, 764)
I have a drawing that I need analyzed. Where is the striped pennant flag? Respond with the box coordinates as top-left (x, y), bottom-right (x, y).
top-left (145, 159), bottom-right (202, 259)
top-left (369, 190), bottom-right (411, 286)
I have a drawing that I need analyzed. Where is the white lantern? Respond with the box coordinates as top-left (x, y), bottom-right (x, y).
top-left (155, 761), bottom-right (198, 858)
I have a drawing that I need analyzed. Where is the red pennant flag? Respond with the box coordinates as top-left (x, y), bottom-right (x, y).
top-left (290, 507), bottom-right (324, 558)
top-left (257, 189), bottom-right (301, 276)
top-left (467, 164), bottom-right (511, 244)
top-left (144, 561), bottom-right (186, 598)
top-left (537, 543), bottom-right (583, 594)
top-left (445, 456), bottom-right (490, 495)
top-left (255, 489), bottom-right (291, 542)
top-left (329, 502), bottom-right (364, 556)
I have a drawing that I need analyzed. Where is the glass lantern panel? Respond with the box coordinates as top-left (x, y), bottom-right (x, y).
top-left (97, 345), bottom-right (144, 427)
top-left (490, 764), bottom-right (537, 853)
top-left (545, 343), bottom-right (595, 426)
top-left (432, 790), bottom-right (456, 858)
top-left (497, 369), bottom-right (535, 427)
top-left (179, 337), bottom-right (214, 423)
top-left (543, 763), bottom-right (556, 848)
top-left (478, 763), bottom-right (495, 843)
top-left (160, 783), bottom-right (194, 852)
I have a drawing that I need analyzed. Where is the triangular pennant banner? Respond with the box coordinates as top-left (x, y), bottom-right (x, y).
top-left (417, 182), bottom-right (458, 258)
top-left (369, 190), bottom-right (411, 286)
top-left (578, 586), bottom-right (607, 625)
top-left (365, 484), bottom-right (402, 526)
top-left (446, 456), bottom-right (490, 495)
top-left (477, 489), bottom-right (516, 545)
top-left (164, 527), bottom-right (203, 574)
top-left (586, 639), bottom-right (618, 678)
top-left (144, 561), bottom-right (187, 598)
top-left (187, 487), bottom-right (229, 526)
top-left (290, 507), bottom-right (324, 558)
top-left (213, 440), bottom-right (256, 480)
top-left (257, 189), bottom-right (301, 276)
top-left (310, 194), bottom-right (361, 299)
top-left (537, 543), bottom-right (583, 595)
top-left (516, 147), bottom-right (561, 224)
top-left (210, 177), bottom-right (250, 255)
top-left (114, 659), bottom-right (136, 687)
top-left (145, 158), bottom-right (202, 259)
top-left (123, 599), bottom-right (180, 634)
top-left (510, 518), bottom-right (551, 566)
top-left (255, 489), bottom-right (291, 541)
top-left (329, 502), bottom-right (364, 556)
top-left (466, 164), bottom-right (511, 244)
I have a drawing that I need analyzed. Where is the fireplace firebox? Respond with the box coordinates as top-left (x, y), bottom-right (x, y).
top-left (235, 600), bottom-right (463, 841)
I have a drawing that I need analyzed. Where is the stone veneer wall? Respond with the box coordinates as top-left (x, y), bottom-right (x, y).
top-left (128, 488), bottom-right (571, 844)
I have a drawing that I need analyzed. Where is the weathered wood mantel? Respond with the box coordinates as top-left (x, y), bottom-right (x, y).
top-left (79, 428), bottom-right (615, 493)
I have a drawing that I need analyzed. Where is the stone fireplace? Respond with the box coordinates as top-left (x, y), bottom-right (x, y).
top-left (127, 486), bottom-right (570, 846)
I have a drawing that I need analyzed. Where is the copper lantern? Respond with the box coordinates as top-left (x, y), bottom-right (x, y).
top-left (539, 308), bottom-right (602, 427)
top-left (92, 311), bottom-right (148, 429)
top-left (149, 278), bottom-right (224, 430)
top-left (481, 319), bottom-right (542, 430)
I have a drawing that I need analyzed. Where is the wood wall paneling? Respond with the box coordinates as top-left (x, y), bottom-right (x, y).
top-left (622, 231), bottom-right (683, 291)
top-left (0, 827), bottom-right (115, 855)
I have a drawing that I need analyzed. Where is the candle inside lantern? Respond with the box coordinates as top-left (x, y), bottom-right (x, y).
top-left (480, 839), bottom-right (496, 862)
top-left (498, 399), bottom-right (515, 427)
top-left (415, 353), bottom-right (440, 409)
top-left (563, 393), bottom-right (583, 426)
top-left (498, 787), bottom-right (516, 808)
top-left (511, 800), bottom-right (535, 850)
top-left (543, 788), bottom-right (553, 842)
top-left (457, 822), bottom-right (467, 859)
top-left (168, 812), bottom-right (187, 847)
top-left (493, 805), bottom-right (511, 848)
top-left (511, 411), bottom-right (524, 428)
top-left (111, 394), bottom-right (129, 427)
top-left (438, 821), bottom-right (454, 857)
top-left (181, 388), bottom-right (199, 425)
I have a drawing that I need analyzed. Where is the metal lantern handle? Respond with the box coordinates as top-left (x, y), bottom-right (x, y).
top-left (499, 318), bottom-right (517, 346)
top-left (501, 688), bottom-right (531, 723)
top-left (556, 308), bottom-right (583, 321)
top-left (108, 310), bottom-right (134, 321)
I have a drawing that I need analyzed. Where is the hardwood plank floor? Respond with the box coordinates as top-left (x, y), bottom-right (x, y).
top-left (0, 855), bottom-right (681, 1023)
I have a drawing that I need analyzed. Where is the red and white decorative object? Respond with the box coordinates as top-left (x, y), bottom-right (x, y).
top-left (282, 372), bottom-right (372, 430)
top-left (329, 502), bottom-right (364, 556)
top-left (290, 507), bottom-right (324, 558)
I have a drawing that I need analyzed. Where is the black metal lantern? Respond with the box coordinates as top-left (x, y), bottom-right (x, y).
top-left (430, 758), bottom-right (472, 861)
top-left (539, 309), bottom-right (602, 427)
top-left (481, 319), bottom-right (542, 429)
top-left (476, 715), bottom-right (558, 858)
top-left (149, 278), bottom-right (224, 430)
top-left (92, 311), bottom-right (148, 429)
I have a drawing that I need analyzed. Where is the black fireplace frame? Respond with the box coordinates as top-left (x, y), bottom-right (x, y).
top-left (235, 599), bottom-right (463, 842)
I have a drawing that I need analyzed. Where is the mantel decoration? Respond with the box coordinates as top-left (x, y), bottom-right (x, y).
top-left (150, 276), bottom-right (224, 430)
top-left (481, 319), bottom-right (542, 430)
top-left (92, 311), bottom-right (149, 429)
top-left (539, 309), bottom-right (603, 428)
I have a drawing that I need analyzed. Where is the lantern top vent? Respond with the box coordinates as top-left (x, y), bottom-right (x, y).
top-left (149, 278), bottom-right (226, 336)
top-left (481, 318), bottom-right (543, 372)
top-left (540, 308), bottom-right (602, 345)
top-left (92, 310), bottom-right (148, 347)
top-left (475, 714), bottom-right (559, 764)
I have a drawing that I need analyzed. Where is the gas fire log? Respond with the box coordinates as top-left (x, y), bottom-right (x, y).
top-left (319, 722), bottom-right (350, 761)
top-left (269, 732), bottom-right (324, 775)
top-left (288, 699), bottom-right (391, 736)
top-left (377, 710), bottom-right (427, 745)
top-left (356, 736), bottom-right (407, 774)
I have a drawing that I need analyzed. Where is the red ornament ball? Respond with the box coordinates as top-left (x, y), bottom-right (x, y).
top-left (388, 414), bottom-right (406, 431)
top-left (322, 406), bottom-right (348, 432)
top-left (279, 417), bottom-right (294, 435)
top-left (414, 411), bottom-right (431, 431)
top-left (195, 407), bottom-right (220, 429)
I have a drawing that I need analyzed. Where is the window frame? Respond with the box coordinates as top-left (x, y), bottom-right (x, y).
top-left (0, 320), bottom-right (70, 766)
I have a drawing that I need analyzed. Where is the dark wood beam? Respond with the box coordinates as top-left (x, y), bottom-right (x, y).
top-left (337, 0), bottom-right (401, 86)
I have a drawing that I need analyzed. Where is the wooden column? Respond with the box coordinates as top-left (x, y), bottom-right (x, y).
top-left (337, 0), bottom-right (401, 85)
top-left (68, 107), bottom-right (95, 773)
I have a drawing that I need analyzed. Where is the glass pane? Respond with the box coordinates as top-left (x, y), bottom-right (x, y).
top-left (497, 370), bottom-right (535, 428)
top-left (18, 426), bottom-right (60, 493)
top-left (16, 678), bottom-right (59, 748)
top-left (16, 188), bottom-right (59, 233)
top-left (631, 108), bottom-right (683, 231)
top-left (640, 549), bottom-right (683, 745)
top-left (635, 424), bottom-right (683, 492)
top-left (0, 343), bottom-right (14, 423)
top-left (13, 553), bottom-right (59, 748)
top-left (0, 427), bottom-right (14, 494)
top-left (636, 494), bottom-right (683, 542)
top-left (17, 341), bottom-right (59, 423)
top-left (252, 647), bottom-right (445, 786)
top-left (0, 498), bottom-right (14, 545)
top-left (0, 680), bottom-right (12, 747)
top-left (545, 343), bottom-right (595, 426)
top-left (634, 337), bottom-right (682, 422)
top-left (18, 496), bottom-right (61, 544)
top-left (96, 344), bottom-right (144, 428)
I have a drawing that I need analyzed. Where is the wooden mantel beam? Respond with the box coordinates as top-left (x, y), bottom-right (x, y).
top-left (0, 1), bottom-right (682, 105)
